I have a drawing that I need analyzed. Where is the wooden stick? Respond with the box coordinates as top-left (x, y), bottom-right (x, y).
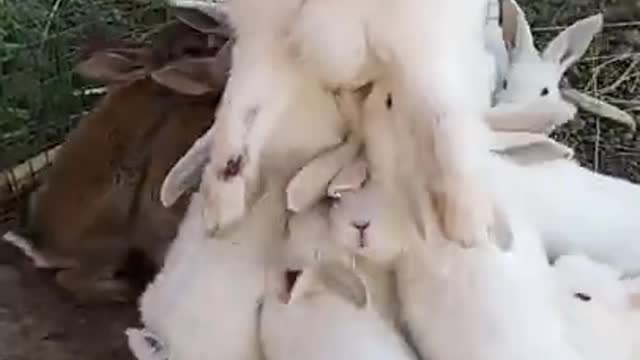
top-left (562, 89), bottom-right (638, 131)
top-left (0, 144), bottom-right (62, 201)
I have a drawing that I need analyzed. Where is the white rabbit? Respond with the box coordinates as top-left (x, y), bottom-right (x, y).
top-left (134, 190), bottom-right (286, 360)
top-left (313, 79), bottom-right (582, 360)
top-left (191, 0), bottom-right (499, 250)
top-left (285, 142), bottom-right (403, 325)
top-left (330, 164), bottom-right (585, 360)
top-left (496, 2), bottom-right (602, 105)
top-left (484, 0), bottom-right (602, 134)
top-left (553, 255), bottom-right (638, 360)
top-left (259, 262), bottom-right (418, 360)
top-left (486, 155), bottom-right (640, 276)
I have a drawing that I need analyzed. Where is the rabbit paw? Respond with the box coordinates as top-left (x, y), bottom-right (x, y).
top-left (436, 185), bottom-right (494, 248)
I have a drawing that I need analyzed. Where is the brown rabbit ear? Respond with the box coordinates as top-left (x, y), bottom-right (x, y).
top-left (151, 40), bottom-right (232, 96)
top-left (160, 127), bottom-right (214, 208)
top-left (172, 6), bottom-right (231, 36)
top-left (75, 48), bottom-right (148, 84)
top-left (327, 158), bottom-right (368, 198)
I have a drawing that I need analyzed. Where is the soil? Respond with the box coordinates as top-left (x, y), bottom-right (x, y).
top-left (0, 240), bottom-right (137, 360)
top-left (0, 0), bottom-right (639, 359)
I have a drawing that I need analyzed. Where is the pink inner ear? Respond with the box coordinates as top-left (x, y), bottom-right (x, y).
top-left (630, 293), bottom-right (640, 310)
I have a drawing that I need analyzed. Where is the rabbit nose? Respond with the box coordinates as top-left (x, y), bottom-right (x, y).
top-left (351, 221), bottom-right (370, 232)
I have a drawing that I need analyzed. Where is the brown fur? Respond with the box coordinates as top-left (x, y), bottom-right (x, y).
top-left (28, 15), bottom-right (230, 304)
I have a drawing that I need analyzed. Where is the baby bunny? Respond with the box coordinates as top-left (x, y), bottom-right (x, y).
top-left (135, 189), bottom-right (285, 360)
top-left (316, 81), bottom-right (582, 360)
top-left (25, 19), bottom-right (231, 304)
top-left (483, 0), bottom-right (600, 134)
top-left (187, 0), bottom-right (498, 250)
top-left (553, 255), bottom-right (637, 360)
top-left (259, 262), bottom-right (418, 360)
top-left (497, 2), bottom-right (602, 105)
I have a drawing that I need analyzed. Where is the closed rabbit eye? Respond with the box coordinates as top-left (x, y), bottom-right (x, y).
top-left (540, 87), bottom-right (550, 96)
top-left (502, 79), bottom-right (508, 90)
top-left (324, 195), bottom-right (341, 207)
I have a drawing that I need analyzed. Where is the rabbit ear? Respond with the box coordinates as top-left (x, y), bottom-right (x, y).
top-left (169, 0), bottom-right (230, 26)
top-left (318, 263), bottom-right (369, 309)
top-left (286, 135), bottom-right (361, 213)
top-left (289, 264), bottom-right (369, 309)
top-left (172, 6), bottom-right (230, 35)
top-left (504, 0), bottom-right (538, 62)
top-left (125, 328), bottom-right (168, 360)
top-left (486, 97), bottom-right (577, 134)
top-left (75, 48), bottom-right (149, 84)
top-left (542, 14), bottom-right (603, 74)
top-left (327, 158), bottom-right (368, 198)
top-left (151, 41), bottom-right (232, 96)
top-left (491, 131), bottom-right (574, 165)
top-left (160, 126), bottom-right (214, 208)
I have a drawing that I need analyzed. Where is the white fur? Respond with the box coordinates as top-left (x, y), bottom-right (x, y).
top-left (259, 263), bottom-right (418, 360)
top-left (496, 1), bottom-right (602, 105)
top-left (487, 156), bottom-right (640, 276)
top-left (126, 328), bottom-right (169, 360)
top-left (334, 179), bottom-right (583, 360)
top-left (553, 255), bottom-right (637, 360)
top-left (296, 80), bottom-right (580, 360)
top-left (136, 191), bottom-right (285, 360)
top-left (199, 0), bottom-right (497, 248)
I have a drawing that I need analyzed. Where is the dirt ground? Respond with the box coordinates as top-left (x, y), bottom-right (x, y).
top-left (0, 240), bottom-right (137, 360)
top-left (0, 0), bottom-right (639, 359)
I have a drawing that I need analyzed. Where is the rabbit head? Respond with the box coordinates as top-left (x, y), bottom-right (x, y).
top-left (495, 0), bottom-right (602, 105)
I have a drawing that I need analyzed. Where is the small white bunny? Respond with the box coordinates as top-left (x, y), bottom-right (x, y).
top-left (135, 190), bottom-right (286, 360)
top-left (486, 0), bottom-right (602, 134)
top-left (311, 80), bottom-right (581, 360)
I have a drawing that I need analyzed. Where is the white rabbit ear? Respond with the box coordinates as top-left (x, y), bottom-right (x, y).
top-left (542, 14), bottom-right (603, 73)
top-left (160, 126), bottom-right (214, 207)
top-left (287, 264), bottom-right (369, 309)
top-left (491, 131), bottom-right (574, 165)
top-left (286, 136), bottom-right (361, 213)
top-left (486, 97), bottom-right (577, 134)
top-left (327, 158), bottom-right (368, 198)
top-left (505, 0), bottom-right (538, 62)
top-left (126, 328), bottom-right (168, 360)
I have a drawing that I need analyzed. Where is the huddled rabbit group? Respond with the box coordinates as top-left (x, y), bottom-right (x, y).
top-left (4, 0), bottom-right (640, 359)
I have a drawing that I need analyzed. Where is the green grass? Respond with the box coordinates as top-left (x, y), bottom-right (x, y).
top-left (0, 0), bottom-right (168, 170)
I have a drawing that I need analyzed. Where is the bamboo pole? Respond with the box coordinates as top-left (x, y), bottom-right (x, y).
top-left (0, 144), bottom-right (62, 201)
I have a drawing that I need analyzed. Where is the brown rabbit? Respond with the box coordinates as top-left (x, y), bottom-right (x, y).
top-left (27, 10), bottom-right (232, 304)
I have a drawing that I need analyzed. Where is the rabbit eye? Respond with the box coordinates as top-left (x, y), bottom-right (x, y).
top-left (574, 292), bottom-right (591, 302)
top-left (502, 79), bottom-right (508, 89)
top-left (325, 195), bottom-right (341, 207)
top-left (385, 93), bottom-right (393, 109)
top-left (540, 87), bottom-right (550, 96)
